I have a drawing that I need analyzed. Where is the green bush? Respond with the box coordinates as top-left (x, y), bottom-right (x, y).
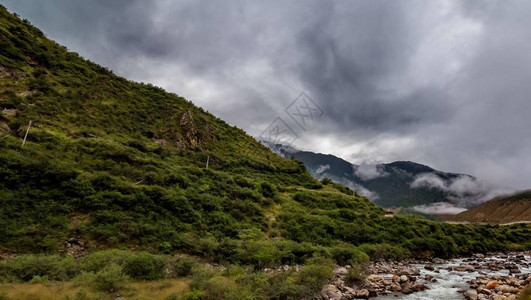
top-left (93, 263), bottom-right (128, 293)
top-left (294, 257), bottom-right (334, 298)
top-left (189, 266), bottom-right (219, 291)
top-left (329, 244), bottom-right (369, 265)
top-left (80, 250), bottom-right (131, 273)
top-left (165, 293), bottom-right (179, 300)
top-left (359, 243), bottom-right (411, 261)
top-left (345, 264), bottom-right (366, 286)
top-left (183, 290), bottom-right (206, 300)
top-left (123, 252), bottom-right (166, 280)
top-left (321, 177), bottom-right (332, 185)
top-left (168, 256), bottom-right (199, 278)
top-left (159, 241), bottom-right (173, 254)
top-left (0, 254), bottom-right (78, 282)
top-left (259, 182), bottom-right (277, 198)
top-left (29, 275), bottom-right (46, 284)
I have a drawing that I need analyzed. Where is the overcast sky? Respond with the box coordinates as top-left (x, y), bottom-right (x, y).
top-left (3, 0), bottom-right (531, 189)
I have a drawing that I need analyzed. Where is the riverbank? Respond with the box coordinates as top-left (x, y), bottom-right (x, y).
top-left (321, 252), bottom-right (531, 299)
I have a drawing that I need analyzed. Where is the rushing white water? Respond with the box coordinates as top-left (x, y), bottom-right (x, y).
top-left (374, 255), bottom-right (531, 300)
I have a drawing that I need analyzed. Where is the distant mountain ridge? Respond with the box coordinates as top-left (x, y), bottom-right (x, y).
top-left (450, 191), bottom-right (531, 224)
top-left (263, 142), bottom-right (508, 211)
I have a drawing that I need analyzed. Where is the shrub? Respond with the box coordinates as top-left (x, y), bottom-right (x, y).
top-left (93, 263), bottom-right (128, 293)
top-left (359, 243), bottom-right (411, 261)
top-left (159, 241), bottom-right (173, 254)
top-left (123, 252), bottom-right (166, 280)
top-left (168, 256), bottom-right (199, 278)
top-left (72, 271), bottom-right (96, 287)
top-left (183, 290), bottom-right (206, 300)
top-left (204, 276), bottom-right (237, 299)
top-left (0, 254), bottom-right (79, 282)
top-left (165, 293), bottom-right (179, 300)
top-left (295, 257), bottom-right (334, 298)
top-left (80, 250), bottom-right (131, 273)
top-left (329, 244), bottom-right (369, 265)
top-left (189, 266), bottom-right (218, 291)
top-left (74, 290), bottom-right (89, 300)
top-left (321, 177), bottom-right (332, 185)
top-left (259, 182), bottom-right (277, 198)
top-left (345, 264), bottom-right (366, 286)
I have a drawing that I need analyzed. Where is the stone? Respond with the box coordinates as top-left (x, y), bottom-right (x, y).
top-left (400, 275), bottom-right (408, 283)
top-left (479, 288), bottom-right (492, 295)
top-left (321, 285), bottom-right (341, 300)
top-left (411, 282), bottom-right (428, 292)
top-left (424, 264), bottom-right (434, 271)
top-left (486, 281), bottom-right (498, 289)
top-left (464, 289), bottom-right (478, 300)
top-left (462, 264), bottom-right (475, 272)
top-left (356, 289), bottom-right (369, 299)
top-left (333, 267), bottom-right (348, 276)
top-left (392, 284), bottom-right (402, 292)
top-left (366, 274), bottom-right (382, 282)
top-left (392, 274), bottom-right (400, 282)
top-left (401, 282), bottom-right (413, 295)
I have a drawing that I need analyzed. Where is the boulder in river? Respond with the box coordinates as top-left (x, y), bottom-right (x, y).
top-left (464, 289), bottom-right (478, 300)
top-left (486, 281), bottom-right (498, 289)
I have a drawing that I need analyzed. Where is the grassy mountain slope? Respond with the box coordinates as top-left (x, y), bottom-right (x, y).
top-left (450, 191), bottom-right (531, 224)
top-left (0, 5), bottom-right (530, 265)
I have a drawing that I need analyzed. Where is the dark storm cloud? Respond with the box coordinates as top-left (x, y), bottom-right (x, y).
top-left (3, 0), bottom-right (531, 189)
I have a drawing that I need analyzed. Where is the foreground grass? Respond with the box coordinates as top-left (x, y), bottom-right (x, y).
top-left (0, 279), bottom-right (189, 300)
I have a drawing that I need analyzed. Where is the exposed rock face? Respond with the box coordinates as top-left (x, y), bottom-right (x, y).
top-left (0, 65), bottom-right (24, 79)
top-left (60, 237), bottom-right (87, 258)
top-left (178, 110), bottom-right (201, 148)
top-left (167, 109), bottom-right (217, 150)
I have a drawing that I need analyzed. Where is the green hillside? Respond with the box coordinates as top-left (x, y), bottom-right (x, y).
top-left (450, 191), bottom-right (531, 224)
top-left (0, 4), bottom-right (530, 268)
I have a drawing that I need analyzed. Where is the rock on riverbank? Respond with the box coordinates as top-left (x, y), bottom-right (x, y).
top-left (320, 252), bottom-right (531, 300)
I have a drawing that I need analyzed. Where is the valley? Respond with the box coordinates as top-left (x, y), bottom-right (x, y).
top-left (0, 4), bottom-right (530, 300)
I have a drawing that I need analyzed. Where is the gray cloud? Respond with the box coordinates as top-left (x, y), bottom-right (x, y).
top-left (3, 0), bottom-right (531, 189)
top-left (411, 173), bottom-right (515, 207)
top-left (409, 202), bottom-right (467, 215)
top-left (354, 163), bottom-right (388, 181)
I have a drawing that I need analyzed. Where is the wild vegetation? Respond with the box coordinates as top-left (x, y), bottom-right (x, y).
top-left (0, 5), bottom-right (530, 299)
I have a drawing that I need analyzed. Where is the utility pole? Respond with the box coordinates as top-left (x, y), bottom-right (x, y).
top-left (21, 120), bottom-right (32, 147)
top-left (206, 156), bottom-right (210, 169)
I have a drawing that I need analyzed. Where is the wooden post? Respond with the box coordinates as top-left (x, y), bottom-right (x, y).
top-left (21, 120), bottom-right (32, 147)
top-left (206, 156), bottom-right (210, 169)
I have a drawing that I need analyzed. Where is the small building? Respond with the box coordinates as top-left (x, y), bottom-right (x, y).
top-left (384, 210), bottom-right (394, 217)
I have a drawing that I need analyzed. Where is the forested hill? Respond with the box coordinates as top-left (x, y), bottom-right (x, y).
top-left (0, 5), bottom-right (529, 264)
